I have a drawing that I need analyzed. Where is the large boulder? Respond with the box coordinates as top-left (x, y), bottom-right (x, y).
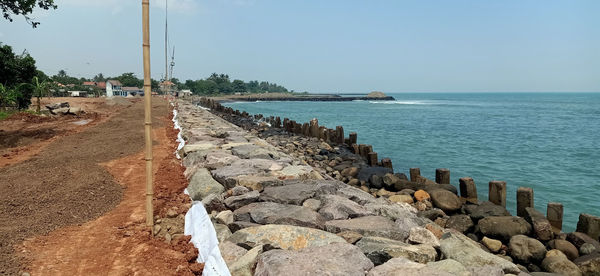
top-left (408, 226), bottom-right (440, 248)
top-left (509, 235), bottom-right (547, 264)
top-left (318, 194), bottom-right (372, 220)
top-left (429, 189), bottom-right (462, 213)
top-left (336, 185), bottom-right (379, 205)
top-left (224, 190), bottom-right (260, 210)
top-left (259, 182), bottom-right (336, 205)
top-left (367, 257), bottom-right (454, 276)
top-left (357, 167), bottom-right (393, 183)
top-left (228, 246), bottom-right (262, 276)
top-left (204, 151), bottom-right (241, 169)
top-left (325, 216), bottom-right (406, 240)
top-left (439, 230), bottom-right (520, 274)
top-left (226, 224), bottom-right (346, 250)
top-left (548, 239), bottom-right (580, 261)
top-left (541, 250), bottom-right (582, 276)
top-left (219, 241), bottom-right (247, 267)
top-left (231, 144), bottom-right (278, 159)
top-left (426, 259), bottom-right (471, 276)
top-left (567, 232), bottom-right (600, 252)
top-left (574, 252), bottom-right (600, 276)
top-left (446, 214), bottom-right (474, 233)
top-left (232, 202), bottom-right (326, 229)
top-left (364, 201), bottom-right (418, 221)
top-left (478, 216), bottom-right (532, 241)
top-left (465, 201), bottom-right (511, 221)
top-left (211, 163), bottom-right (261, 188)
top-left (255, 243), bottom-right (374, 276)
top-left (187, 168), bottom-right (224, 200)
top-left (356, 236), bottom-right (437, 265)
top-left (525, 207), bottom-right (554, 241)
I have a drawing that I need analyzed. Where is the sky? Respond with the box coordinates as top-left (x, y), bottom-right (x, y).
top-left (1, 0), bottom-right (599, 93)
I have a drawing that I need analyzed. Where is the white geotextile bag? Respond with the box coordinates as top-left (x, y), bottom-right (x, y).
top-left (184, 202), bottom-right (231, 276)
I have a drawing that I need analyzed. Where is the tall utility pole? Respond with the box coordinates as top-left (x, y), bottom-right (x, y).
top-left (164, 0), bottom-right (168, 85)
top-left (142, 0), bottom-right (154, 229)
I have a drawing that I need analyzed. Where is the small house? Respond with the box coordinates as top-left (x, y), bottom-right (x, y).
top-left (106, 80), bottom-right (124, 97)
top-left (122, 87), bottom-right (143, 97)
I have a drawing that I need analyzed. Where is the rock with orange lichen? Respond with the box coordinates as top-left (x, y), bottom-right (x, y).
top-left (414, 190), bottom-right (430, 202)
top-left (225, 224), bottom-right (346, 251)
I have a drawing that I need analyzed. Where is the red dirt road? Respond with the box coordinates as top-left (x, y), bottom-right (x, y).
top-left (0, 99), bottom-right (198, 275)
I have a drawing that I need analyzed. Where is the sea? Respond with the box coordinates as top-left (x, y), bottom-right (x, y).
top-left (223, 92), bottom-right (600, 231)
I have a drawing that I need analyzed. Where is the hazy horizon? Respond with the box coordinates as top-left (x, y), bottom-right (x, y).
top-left (1, 0), bottom-right (599, 93)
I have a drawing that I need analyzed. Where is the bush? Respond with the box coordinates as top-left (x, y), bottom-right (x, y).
top-left (16, 85), bottom-right (33, 110)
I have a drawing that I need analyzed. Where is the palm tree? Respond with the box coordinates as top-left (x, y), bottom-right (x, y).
top-left (30, 76), bottom-right (49, 113)
top-left (0, 84), bottom-right (18, 111)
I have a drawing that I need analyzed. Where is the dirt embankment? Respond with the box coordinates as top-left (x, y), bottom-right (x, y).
top-left (0, 98), bottom-right (198, 275)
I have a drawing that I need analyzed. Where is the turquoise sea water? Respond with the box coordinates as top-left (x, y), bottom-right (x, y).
top-left (223, 93), bottom-right (600, 231)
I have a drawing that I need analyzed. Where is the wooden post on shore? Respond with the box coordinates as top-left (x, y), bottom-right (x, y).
top-left (436, 168), bottom-right (450, 184)
top-left (547, 202), bottom-right (563, 233)
top-left (349, 132), bottom-right (357, 144)
top-left (336, 126), bottom-right (344, 144)
top-left (381, 158), bottom-right (393, 170)
top-left (309, 118), bottom-right (319, 137)
top-left (516, 187), bottom-right (534, 217)
top-left (409, 168), bottom-right (420, 182)
top-left (489, 180), bottom-right (507, 207)
top-left (368, 152), bottom-right (378, 166)
top-left (142, 0), bottom-right (154, 230)
top-left (459, 177), bottom-right (478, 204)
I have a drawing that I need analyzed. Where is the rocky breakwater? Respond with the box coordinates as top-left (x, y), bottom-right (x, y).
top-left (180, 98), bottom-right (600, 275)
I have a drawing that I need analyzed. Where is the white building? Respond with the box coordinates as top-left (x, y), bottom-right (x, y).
top-left (106, 80), bottom-right (124, 97)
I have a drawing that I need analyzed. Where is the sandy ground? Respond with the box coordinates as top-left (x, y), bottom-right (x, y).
top-left (0, 97), bottom-right (199, 275)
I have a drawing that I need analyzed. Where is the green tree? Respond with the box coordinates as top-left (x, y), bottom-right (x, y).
top-left (232, 79), bottom-right (245, 93)
top-left (93, 73), bottom-right (105, 82)
top-left (21, 76), bottom-right (48, 113)
top-left (1, 0), bottom-right (57, 27)
top-left (115, 72), bottom-right (143, 87)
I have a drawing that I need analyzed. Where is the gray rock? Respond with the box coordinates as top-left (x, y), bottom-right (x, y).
top-left (430, 189), bottom-right (462, 213)
top-left (418, 208), bottom-right (446, 221)
top-left (255, 243), bottom-right (374, 276)
top-left (447, 214), bottom-right (474, 233)
top-left (541, 250), bottom-right (582, 276)
top-left (302, 198), bottom-right (321, 211)
top-left (226, 224), bottom-right (346, 250)
top-left (357, 167), bottom-right (393, 182)
top-left (440, 230), bottom-right (520, 274)
top-left (468, 266), bottom-right (504, 276)
top-left (216, 210), bottom-right (234, 225)
top-left (369, 174), bottom-right (384, 189)
top-left (259, 182), bottom-right (336, 205)
top-left (466, 201), bottom-right (511, 221)
top-left (364, 201), bottom-right (419, 221)
top-left (368, 257), bottom-right (454, 276)
top-left (325, 216), bottom-right (406, 240)
top-left (224, 190), bottom-right (260, 210)
top-left (229, 245), bottom-right (262, 276)
top-left (576, 213), bottom-right (600, 241)
top-left (204, 151), bottom-right (241, 169)
top-left (567, 232), bottom-right (600, 251)
top-left (233, 202), bottom-right (326, 229)
top-left (318, 194), bottom-right (372, 220)
top-left (214, 223), bottom-right (232, 243)
top-left (356, 236), bottom-right (437, 265)
top-left (579, 243), bottom-right (597, 256)
top-left (219, 241), bottom-right (248, 267)
top-left (426, 259), bottom-right (470, 276)
top-left (509, 235), bottom-right (547, 264)
top-left (395, 216), bottom-right (430, 241)
top-left (187, 168), bottom-right (225, 201)
top-left (211, 163), bottom-right (260, 188)
top-left (231, 144), bottom-right (276, 159)
top-left (525, 207), bottom-right (554, 241)
top-left (228, 221), bottom-right (260, 233)
top-left (231, 186), bottom-right (250, 196)
top-left (574, 252), bottom-right (600, 276)
top-left (201, 193), bottom-right (227, 213)
top-left (478, 216), bottom-right (532, 241)
top-left (408, 227), bottom-right (440, 248)
top-left (336, 184), bottom-right (379, 205)
top-left (548, 239), bottom-right (579, 261)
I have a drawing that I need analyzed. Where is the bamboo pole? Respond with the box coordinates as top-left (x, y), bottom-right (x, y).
top-left (142, 0), bottom-right (154, 230)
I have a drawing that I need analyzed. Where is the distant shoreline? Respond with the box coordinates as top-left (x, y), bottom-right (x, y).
top-left (211, 92), bottom-right (396, 102)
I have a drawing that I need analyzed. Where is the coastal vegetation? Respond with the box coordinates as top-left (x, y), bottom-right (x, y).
top-left (181, 73), bottom-right (289, 95)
